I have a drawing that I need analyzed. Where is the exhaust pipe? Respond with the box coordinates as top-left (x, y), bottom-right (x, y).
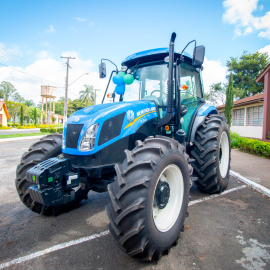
top-left (167, 32), bottom-right (176, 114)
top-left (157, 32), bottom-right (176, 128)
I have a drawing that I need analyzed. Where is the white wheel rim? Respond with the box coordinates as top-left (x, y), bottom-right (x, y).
top-left (152, 164), bottom-right (184, 232)
top-left (219, 131), bottom-right (229, 178)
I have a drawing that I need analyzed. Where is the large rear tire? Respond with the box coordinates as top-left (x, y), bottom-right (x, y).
top-left (15, 133), bottom-right (88, 215)
top-left (106, 135), bottom-right (192, 261)
top-left (191, 114), bottom-right (231, 193)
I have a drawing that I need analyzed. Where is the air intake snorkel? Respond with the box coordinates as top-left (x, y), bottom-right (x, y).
top-left (157, 32), bottom-right (176, 128)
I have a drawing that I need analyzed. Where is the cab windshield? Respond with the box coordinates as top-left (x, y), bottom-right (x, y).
top-left (103, 62), bottom-right (169, 106)
top-left (103, 61), bottom-right (202, 104)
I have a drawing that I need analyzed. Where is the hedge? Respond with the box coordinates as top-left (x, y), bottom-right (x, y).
top-left (38, 124), bottom-right (56, 128)
top-left (40, 127), bottom-right (63, 133)
top-left (17, 125), bottom-right (37, 129)
top-left (0, 126), bottom-right (12, 129)
top-left (231, 132), bottom-right (270, 158)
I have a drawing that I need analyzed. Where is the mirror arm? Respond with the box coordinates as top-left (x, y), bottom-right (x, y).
top-left (180, 40), bottom-right (196, 62)
top-left (101, 58), bottom-right (118, 73)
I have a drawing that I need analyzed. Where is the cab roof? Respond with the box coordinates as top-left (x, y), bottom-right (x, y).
top-left (122, 47), bottom-right (192, 67)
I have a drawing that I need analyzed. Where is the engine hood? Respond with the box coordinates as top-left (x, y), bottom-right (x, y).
top-left (63, 101), bottom-right (158, 155)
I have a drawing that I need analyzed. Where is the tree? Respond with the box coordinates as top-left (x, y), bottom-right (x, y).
top-left (51, 116), bottom-right (56, 123)
top-left (27, 107), bottom-right (41, 121)
top-left (79, 85), bottom-right (95, 107)
top-left (13, 92), bottom-right (25, 103)
top-left (34, 108), bottom-right (37, 125)
top-left (24, 100), bottom-right (35, 107)
top-left (5, 101), bottom-right (21, 123)
top-left (0, 81), bottom-right (17, 101)
top-left (224, 73), bottom-right (234, 127)
top-left (227, 51), bottom-right (269, 99)
top-left (205, 83), bottom-right (226, 106)
top-left (68, 99), bottom-right (86, 116)
top-left (0, 89), bottom-right (3, 99)
top-left (20, 105), bottom-right (24, 126)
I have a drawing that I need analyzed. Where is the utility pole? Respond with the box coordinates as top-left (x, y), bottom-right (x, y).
top-left (93, 89), bottom-right (100, 105)
top-left (61, 56), bottom-right (75, 125)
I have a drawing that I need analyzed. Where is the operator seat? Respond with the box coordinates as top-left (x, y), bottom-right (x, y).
top-left (141, 95), bottom-right (160, 105)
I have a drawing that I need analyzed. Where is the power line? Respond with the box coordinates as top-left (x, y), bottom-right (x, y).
top-left (0, 73), bottom-right (42, 85)
top-left (0, 48), bottom-right (65, 80)
top-left (0, 62), bottom-right (62, 86)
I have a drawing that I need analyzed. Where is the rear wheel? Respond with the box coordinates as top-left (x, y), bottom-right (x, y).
top-left (191, 114), bottom-right (231, 193)
top-left (15, 133), bottom-right (88, 215)
top-left (106, 135), bottom-right (192, 261)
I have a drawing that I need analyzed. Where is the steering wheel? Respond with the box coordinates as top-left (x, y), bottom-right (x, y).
top-left (150, 90), bottom-right (160, 96)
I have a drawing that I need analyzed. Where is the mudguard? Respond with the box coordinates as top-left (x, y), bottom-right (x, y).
top-left (189, 103), bottom-right (218, 143)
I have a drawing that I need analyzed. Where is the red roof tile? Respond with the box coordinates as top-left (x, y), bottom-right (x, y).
top-left (216, 93), bottom-right (264, 110)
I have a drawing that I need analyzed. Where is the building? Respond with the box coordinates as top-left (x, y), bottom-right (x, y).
top-left (55, 114), bottom-right (63, 124)
top-left (0, 100), bottom-right (10, 126)
top-left (216, 93), bottom-right (264, 140)
top-left (217, 63), bottom-right (270, 142)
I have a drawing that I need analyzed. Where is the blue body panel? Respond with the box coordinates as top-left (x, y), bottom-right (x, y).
top-left (62, 101), bottom-right (158, 156)
top-left (197, 103), bottom-right (218, 116)
top-left (122, 47), bottom-right (192, 64)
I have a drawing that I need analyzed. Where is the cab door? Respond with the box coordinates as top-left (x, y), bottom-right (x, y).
top-left (179, 63), bottom-right (203, 141)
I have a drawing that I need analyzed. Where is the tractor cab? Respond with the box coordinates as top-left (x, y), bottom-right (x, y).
top-left (101, 46), bottom-right (205, 142)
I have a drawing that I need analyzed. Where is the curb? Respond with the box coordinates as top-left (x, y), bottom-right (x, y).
top-left (0, 136), bottom-right (44, 143)
top-left (230, 170), bottom-right (270, 198)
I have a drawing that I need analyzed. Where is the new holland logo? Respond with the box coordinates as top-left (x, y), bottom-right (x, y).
top-left (74, 117), bottom-right (80, 123)
top-left (127, 110), bottom-right (135, 122)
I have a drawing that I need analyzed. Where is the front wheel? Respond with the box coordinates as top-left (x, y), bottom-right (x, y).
top-left (106, 136), bottom-right (192, 261)
top-left (15, 133), bottom-right (88, 215)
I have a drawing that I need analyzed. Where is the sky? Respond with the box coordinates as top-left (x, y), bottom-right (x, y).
top-left (0, 0), bottom-right (270, 105)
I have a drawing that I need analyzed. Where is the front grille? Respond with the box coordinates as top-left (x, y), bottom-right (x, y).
top-left (98, 113), bottom-right (125, 146)
top-left (66, 124), bottom-right (83, 149)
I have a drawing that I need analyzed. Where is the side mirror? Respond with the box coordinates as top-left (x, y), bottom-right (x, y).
top-left (193, 46), bottom-right (205, 67)
top-left (99, 62), bottom-right (106, 78)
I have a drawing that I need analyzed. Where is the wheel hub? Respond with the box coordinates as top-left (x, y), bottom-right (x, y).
top-left (155, 181), bottom-right (170, 209)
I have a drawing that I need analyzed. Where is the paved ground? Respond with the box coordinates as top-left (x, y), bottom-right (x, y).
top-left (0, 139), bottom-right (269, 270)
top-left (231, 149), bottom-right (270, 190)
top-left (0, 128), bottom-right (40, 135)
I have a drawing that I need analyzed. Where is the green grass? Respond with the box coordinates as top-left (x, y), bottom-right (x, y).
top-left (0, 132), bottom-right (50, 139)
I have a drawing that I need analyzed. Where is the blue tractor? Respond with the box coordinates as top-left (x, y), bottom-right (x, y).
top-left (16, 33), bottom-right (231, 261)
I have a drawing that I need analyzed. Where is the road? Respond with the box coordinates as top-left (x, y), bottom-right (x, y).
top-left (0, 128), bottom-right (40, 135)
top-left (0, 139), bottom-right (269, 270)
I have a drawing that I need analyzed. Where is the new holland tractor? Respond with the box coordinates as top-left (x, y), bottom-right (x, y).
top-left (15, 32), bottom-right (231, 261)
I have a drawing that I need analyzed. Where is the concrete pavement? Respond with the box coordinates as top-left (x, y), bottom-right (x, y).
top-left (0, 139), bottom-right (269, 269)
top-left (231, 149), bottom-right (270, 190)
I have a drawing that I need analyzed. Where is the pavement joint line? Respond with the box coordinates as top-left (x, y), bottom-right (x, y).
top-left (0, 183), bottom-right (248, 269)
top-left (189, 185), bottom-right (246, 206)
top-left (230, 170), bottom-right (270, 198)
top-left (0, 231), bottom-right (110, 269)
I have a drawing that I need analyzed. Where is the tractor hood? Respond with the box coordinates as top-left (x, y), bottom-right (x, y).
top-left (62, 101), bottom-right (158, 155)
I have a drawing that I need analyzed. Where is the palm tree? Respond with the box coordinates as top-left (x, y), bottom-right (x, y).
top-left (79, 85), bottom-right (95, 107)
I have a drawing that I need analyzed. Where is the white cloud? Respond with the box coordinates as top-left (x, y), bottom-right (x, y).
top-left (201, 57), bottom-right (227, 94)
top-left (89, 22), bottom-right (94, 27)
top-left (75, 17), bottom-right (86, 22)
top-left (0, 49), bottom-right (108, 106)
top-left (223, 0), bottom-right (270, 39)
top-left (36, 50), bottom-right (53, 59)
top-left (45, 25), bottom-right (55, 33)
top-left (258, 44), bottom-right (270, 56)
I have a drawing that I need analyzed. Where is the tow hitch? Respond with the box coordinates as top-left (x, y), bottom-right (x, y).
top-left (27, 157), bottom-right (80, 206)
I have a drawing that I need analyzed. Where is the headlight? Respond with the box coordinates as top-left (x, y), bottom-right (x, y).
top-left (79, 124), bottom-right (99, 151)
